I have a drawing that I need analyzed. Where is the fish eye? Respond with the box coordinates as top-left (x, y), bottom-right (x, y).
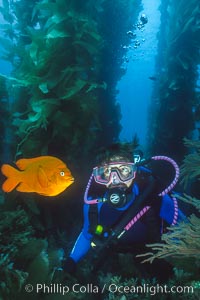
top-left (60, 171), bottom-right (65, 176)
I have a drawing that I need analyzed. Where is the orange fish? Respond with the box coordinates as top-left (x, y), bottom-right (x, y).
top-left (1, 156), bottom-right (74, 196)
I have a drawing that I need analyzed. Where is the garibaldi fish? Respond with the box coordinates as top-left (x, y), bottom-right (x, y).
top-left (1, 156), bottom-right (74, 196)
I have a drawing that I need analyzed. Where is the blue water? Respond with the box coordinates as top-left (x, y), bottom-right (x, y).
top-left (0, 6), bottom-right (12, 75)
top-left (117, 0), bottom-right (161, 149)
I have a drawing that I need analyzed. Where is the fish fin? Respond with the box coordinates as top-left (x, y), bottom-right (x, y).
top-left (15, 158), bottom-right (30, 170)
top-left (16, 156), bottom-right (51, 170)
top-left (37, 166), bottom-right (49, 188)
top-left (1, 164), bottom-right (21, 192)
top-left (16, 182), bottom-right (31, 193)
top-left (16, 157), bottom-right (39, 170)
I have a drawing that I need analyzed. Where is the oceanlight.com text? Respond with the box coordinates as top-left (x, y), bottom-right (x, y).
top-left (108, 283), bottom-right (194, 296)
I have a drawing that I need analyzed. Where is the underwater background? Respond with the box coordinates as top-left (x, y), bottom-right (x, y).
top-left (0, 0), bottom-right (200, 299)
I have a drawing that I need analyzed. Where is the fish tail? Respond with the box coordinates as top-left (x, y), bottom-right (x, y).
top-left (1, 164), bottom-right (21, 192)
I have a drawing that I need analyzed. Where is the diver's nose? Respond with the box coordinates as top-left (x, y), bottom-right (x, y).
top-left (110, 171), bottom-right (120, 184)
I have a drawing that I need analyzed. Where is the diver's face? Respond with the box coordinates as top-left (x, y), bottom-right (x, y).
top-left (102, 163), bottom-right (135, 189)
top-left (93, 155), bottom-right (136, 189)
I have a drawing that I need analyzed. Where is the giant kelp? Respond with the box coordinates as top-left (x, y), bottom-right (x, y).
top-left (144, 0), bottom-right (200, 287)
top-left (0, 75), bottom-right (9, 164)
top-left (148, 0), bottom-right (200, 162)
top-left (0, 0), bottom-right (108, 255)
top-left (96, 0), bottom-right (142, 148)
top-left (0, 0), bottom-right (140, 168)
top-left (0, 0), bottom-right (105, 167)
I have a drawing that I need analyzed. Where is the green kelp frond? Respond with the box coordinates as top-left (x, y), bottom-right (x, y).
top-left (0, 208), bottom-right (34, 255)
top-left (0, 206), bottom-right (52, 298)
top-left (0, 208), bottom-right (33, 297)
top-left (13, 98), bottom-right (60, 135)
top-left (168, 0), bottom-right (200, 47)
top-left (175, 193), bottom-right (200, 212)
top-left (0, 0), bottom-right (105, 159)
top-left (0, 74), bottom-right (8, 98)
top-left (180, 138), bottom-right (200, 188)
top-left (137, 215), bottom-right (200, 264)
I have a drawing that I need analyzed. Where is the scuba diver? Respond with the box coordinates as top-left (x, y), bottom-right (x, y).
top-left (62, 143), bottom-right (186, 280)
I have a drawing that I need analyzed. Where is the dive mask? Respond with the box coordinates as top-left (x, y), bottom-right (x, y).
top-left (93, 162), bottom-right (137, 185)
